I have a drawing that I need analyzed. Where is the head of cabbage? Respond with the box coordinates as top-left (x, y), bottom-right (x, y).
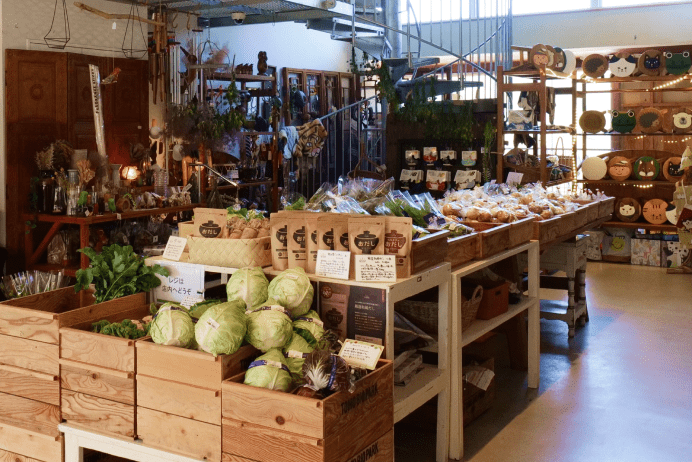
top-left (245, 306), bottom-right (293, 352)
top-left (282, 332), bottom-right (314, 376)
top-left (292, 310), bottom-right (325, 348)
top-left (267, 268), bottom-right (314, 317)
top-left (227, 267), bottom-right (269, 310)
top-left (244, 349), bottom-right (293, 391)
top-left (149, 303), bottom-right (195, 348)
top-left (188, 299), bottom-right (222, 321)
top-left (195, 301), bottom-right (247, 356)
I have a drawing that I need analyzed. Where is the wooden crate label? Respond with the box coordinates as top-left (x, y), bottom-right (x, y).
top-left (60, 362), bottom-right (134, 406)
top-left (344, 429), bottom-right (394, 462)
top-left (339, 383), bottom-right (379, 416)
top-left (0, 335), bottom-right (59, 376)
top-left (61, 390), bottom-right (135, 439)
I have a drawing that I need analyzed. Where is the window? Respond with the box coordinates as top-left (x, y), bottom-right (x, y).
top-left (601, 0), bottom-right (687, 6)
top-left (512, 0), bottom-right (591, 15)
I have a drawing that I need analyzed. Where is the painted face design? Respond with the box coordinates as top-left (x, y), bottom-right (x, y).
top-left (619, 204), bottom-right (636, 217)
top-left (668, 162), bottom-right (683, 177)
top-left (665, 51), bottom-right (691, 75)
top-left (611, 237), bottom-right (625, 252)
top-left (644, 55), bottom-right (661, 71)
top-left (609, 54), bottom-right (637, 77)
top-left (611, 110), bottom-right (636, 133)
top-left (673, 112), bottom-right (692, 131)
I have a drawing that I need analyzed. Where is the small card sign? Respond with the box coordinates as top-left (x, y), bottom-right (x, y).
top-left (162, 236), bottom-right (188, 261)
top-left (339, 339), bottom-right (384, 370)
top-left (149, 261), bottom-right (205, 304)
top-left (355, 255), bottom-right (397, 283)
top-left (315, 250), bottom-right (351, 280)
top-left (180, 295), bottom-right (203, 309)
top-left (506, 172), bottom-right (523, 186)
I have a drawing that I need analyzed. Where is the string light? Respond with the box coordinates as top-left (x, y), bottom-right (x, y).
top-left (648, 75), bottom-right (691, 91)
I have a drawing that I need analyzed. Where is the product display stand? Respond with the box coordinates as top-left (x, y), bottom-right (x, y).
top-left (448, 240), bottom-right (540, 460)
top-left (60, 424), bottom-right (204, 462)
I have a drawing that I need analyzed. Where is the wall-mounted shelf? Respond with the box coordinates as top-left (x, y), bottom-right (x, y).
top-left (601, 221), bottom-right (678, 232)
top-left (577, 179), bottom-right (676, 186)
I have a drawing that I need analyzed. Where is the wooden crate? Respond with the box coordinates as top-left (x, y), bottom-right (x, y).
top-left (598, 197), bottom-right (616, 218)
top-left (0, 448), bottom-right (52, 462)
top-left (558, 212), bottom-right (577, 237)
top-left (221, 360), bottom-right (393, 462)
top-left (0, 391), bottom-right (60, 437)
top-left (221, 428), bottom-right (394, 462)
top-left (136, 340), bottom-right (259, 461)
top-left (59, 304), bottom-right (151, 439)
top-left (573, 205), bottom-right (590, 229)
top-left (464, 223), bottom-right (511, 259)
top-left (507, 217), bottom-right (535, 248)
top-left (409, 230), bottom-right (449, 277)
top-left (0, 421), bottom-right (63, 462)
top-left (447, 233), bottom-right (478, 268)
top-left (532, 216), bottom-right (562, 242)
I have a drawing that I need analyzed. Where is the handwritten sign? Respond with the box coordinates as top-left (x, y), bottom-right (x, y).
top-left (506, 172), bottom-right (524, 186)
top-left (339, 339), bottom-right (384, 370)
top-left (162, 236), bottom-right (188, 261)
top-left (315, 250), bottom-right (350, 280)
top-left (355, 255), bottom-right (397, 283)
top-left (180, 295), bottom-right (204, 309)
top-left (149, 261), bottom-right (205, 304)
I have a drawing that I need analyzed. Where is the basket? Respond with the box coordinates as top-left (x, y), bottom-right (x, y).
top-left (461, 285), bottom-right (483, 331)
top-left (187, 236), bottom-right (272, 268)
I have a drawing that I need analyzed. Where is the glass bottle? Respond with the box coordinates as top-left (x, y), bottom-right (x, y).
top-left (38, 170), bottom-right (54, 214)
top-left (52, 185), bottom-right (66, 214)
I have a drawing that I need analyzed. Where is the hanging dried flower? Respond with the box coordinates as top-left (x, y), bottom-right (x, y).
top-left (77, 159), bottom-right (95, 188)
top-left (35, 146), bottom-right (54, 171)
top-left (54, 169), bottom-right (69, 191)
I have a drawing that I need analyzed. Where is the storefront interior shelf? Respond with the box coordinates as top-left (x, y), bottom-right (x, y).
top-left (601, 221), bottom-right (678, 232)
top-left (578, 179), bottom-right (675, 186)
top-left (461, 296), bottom-right (538, 348)
top-left (393, 364), bottom-right (445, 422)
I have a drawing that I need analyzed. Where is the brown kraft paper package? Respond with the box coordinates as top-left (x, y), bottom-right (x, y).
top-left (305, 213), bottom-right (321, 273)
top-left (348, 216), bottom-right (385, 278)
top-left (193, 208), bottom-right (228, 238)
top-left (270, 214), bottom-right (288, 270)
top-left (317, 215), bottom-right (335, 251)
top-left (332, 214), bottom-right (351, 252)
top-left (385, 216), bottom-right (413, 279)
top-left (287, 215), bottom-right (308, 270)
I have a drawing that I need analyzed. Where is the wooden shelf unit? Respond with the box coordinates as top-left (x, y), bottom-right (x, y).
top-left (601, 220), bottom-right (678, 232)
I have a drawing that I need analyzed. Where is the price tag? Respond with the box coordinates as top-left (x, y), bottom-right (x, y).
top-left (506, 172), bottom-right (523, 186)
top-left (339, 339), bottom-right (384, 370)
top-left (116, 213), bottom-right (122, 220)
top-left (355, 255), bottom-right (397, 283)
top-left (153, 235), bottom-right (159, 244)
top-left (180, 295), bottom-right (203, 309)
top-left (315, 250), bottom-right (350, 280)
top-left (162, 236), bottom-right (188, 261)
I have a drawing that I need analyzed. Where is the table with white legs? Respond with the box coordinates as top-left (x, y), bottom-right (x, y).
top-left (448, 240), bottom-right (541, 460)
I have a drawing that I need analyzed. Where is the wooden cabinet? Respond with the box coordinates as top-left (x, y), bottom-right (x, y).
top-left (4, 49), bottom-right (149, 272)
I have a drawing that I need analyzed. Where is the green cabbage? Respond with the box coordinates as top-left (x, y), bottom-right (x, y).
top-left (245, 306), bottom-right (293, 352)
top-left (244, 349), bottom-right (293, 391)
top-left (282, 332), bottom-right (314, 376)
top-left (267, 268), bottom-right (314, 317)
top-left (292, 310), bottom-right (325, 348)
top-left (189, 299), bottom-right (222, 321)
top-left (227, 267), bottom-right (269, 310)
top-left (195, 302), bottom-right (247, 357)
top-left (149, 303), bottom-right (195, 348)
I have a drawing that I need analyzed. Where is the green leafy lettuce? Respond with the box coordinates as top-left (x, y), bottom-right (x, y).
top-left (226, 267), bottom-right (269, 310)
top-left (149, 303), bottom-right (195, 348)
top-left (245, 306), bottom-right (293, 352)
top-left (244, 349), bottom-right (293, 391)
top-left (195, 301), bottom-right (247, 356)
top-left (267, 268), bottom-right (314, 318)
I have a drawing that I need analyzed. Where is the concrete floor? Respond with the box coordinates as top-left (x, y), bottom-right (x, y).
top-left (395, 262), bottom-right (692, 462)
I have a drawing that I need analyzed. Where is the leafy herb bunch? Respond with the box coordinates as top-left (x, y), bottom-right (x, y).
top-left (75, 244), bottom-right (169, 303)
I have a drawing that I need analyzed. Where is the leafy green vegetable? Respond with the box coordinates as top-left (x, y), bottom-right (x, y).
top-left (282, 333), bottom-right (313, 376)
top-left (285, 196), bottom-right (306, 211)
top-left (267, 268), bottom-right (314, 318)
top-left (195, 302), bottom-right (247, 356)
top-left (244, 349), bottom-right (293, 391)
top-left (74, 244), bottom-right (169, 304)
top-left (226, 267), bottom-right (269, 310)
top-left (292, 311), bottom-right (325, 347)
top-left (149, 303), bottom-right (195, 347)
top-left (189, 299), bottom-right (222, 321)
top-left (246, 306), bottom-right (293, 352)
top-left (92, 319), bottom-right (149, 339)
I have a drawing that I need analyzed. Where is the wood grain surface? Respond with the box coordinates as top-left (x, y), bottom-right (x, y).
top-left (0, 367), bottom-right (59, 406)
top-left (0, 335), bottom-right (59, 375)
top-left (0, 422), bottom-right (62, 462)
top-left (61, 389), bottom-right (135, 439)
top-left (137, 375), bottom-right (221, 424)
top-left (61, 363), bottom-right (135, 405)
top-left (0, 391), bottom-right (60, 437)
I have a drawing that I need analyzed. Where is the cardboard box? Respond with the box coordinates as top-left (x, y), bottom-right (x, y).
top-left (475, 281), bottom-right (509, 320)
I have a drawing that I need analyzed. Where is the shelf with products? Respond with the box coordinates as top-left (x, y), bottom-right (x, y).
top-left (578, 179), bottom-right (676, 186)
top-left (601, 220), bottom-right (678, 232)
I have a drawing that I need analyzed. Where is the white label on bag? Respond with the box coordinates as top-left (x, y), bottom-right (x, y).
top-left (400, 169), bottom-right (412, 181)
top-left (426, 170), bottom-right (449, 182)
top-left (316, 250), bottom-right (350, 280)
top-left (287, 350), bottom-right (306, 359)
top-left (205, 318), bottom-right (220, 330)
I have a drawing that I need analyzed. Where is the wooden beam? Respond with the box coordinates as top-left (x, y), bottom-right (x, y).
top-left (74, 2), bottom-right (165, 27)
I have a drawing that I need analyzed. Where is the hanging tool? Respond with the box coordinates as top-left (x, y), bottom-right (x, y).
top-left (74, 2), bottom-right (165, 26)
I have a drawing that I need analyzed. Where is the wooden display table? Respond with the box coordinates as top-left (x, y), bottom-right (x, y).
top-left (23, 204), bottom-right (198, 276)
top-left (448, 240), bottom-right (541, 460)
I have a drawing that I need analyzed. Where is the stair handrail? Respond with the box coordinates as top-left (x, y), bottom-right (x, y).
top-left (317, 94), bottom-right (379, 122)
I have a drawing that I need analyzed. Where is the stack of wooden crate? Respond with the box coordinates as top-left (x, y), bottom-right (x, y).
top-left (135, 340), bottom-right (258, 461)
top-left (0, 288), bottom-right (144, 462)
top-left (220, 360), bottom-right (394, 462)
top-left (59, 300), bottom-right (151, 439)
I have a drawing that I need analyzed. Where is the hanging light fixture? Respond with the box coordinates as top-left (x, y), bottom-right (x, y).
top-left (44, 0), bottom-right (70, 49)
top-left (122, 0), bottom-right (148, 59)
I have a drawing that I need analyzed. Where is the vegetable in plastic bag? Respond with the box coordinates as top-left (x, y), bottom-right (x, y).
top-left (149, 303), bottom-right (195, 348)
top-left (267, 267), bottom-right (314, 317)
top-left (297, 349), bottom-right (352, 397)
top-left (244, 349), bottom-right (293, 391)
top-left (282, 333), bottom-right (314, 376)
top-left (292, 310), bottom-right (325, 348)
top-left (195, 302), bottom-right (247, 356)
top-left (245, 305), bottom-right (294, 352)
top-left (226, 267), bottom-right (269, 310)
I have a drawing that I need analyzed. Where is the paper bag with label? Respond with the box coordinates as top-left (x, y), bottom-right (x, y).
top-left (332, 214), bottom-right (351, 252)
top-left (317, 215), bottom-right (335, 251)
top-left (270, 214), bottom-right (289, 270)
top-left (455, 169), bottom-right (477, 189)
top-left (286, 215), bottom-right (308, 269)
top-left (385, 216), bottom-right (413, 278)
top-left (193, 208), bottom-right (228, 238)
top-left (349, 216), bottom-right (385, 279)
top-left (306, 213), bottom-right (321, 273)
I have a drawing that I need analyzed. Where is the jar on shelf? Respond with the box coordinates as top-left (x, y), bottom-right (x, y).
top-left (52, 185), bottom-right (66, 215)
top-left (38, 170), bottom-right (54, 214)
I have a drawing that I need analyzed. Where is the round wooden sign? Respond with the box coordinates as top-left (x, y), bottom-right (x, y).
top-left (563, 49), bottom-right (577, 76)
top-left (638, 49), bottom-right (666, 76)
top-left (642, 198), bottom-right (669, 224)
top-left (608, 156), bottom-right (633, 181)
top-left (582, 54), bottom-right (609, 78)
top-left (608, 53), bottom-right (638, 78)
top-left (611, 110), bottom-right (637, 133)
top-left (663, 157), bottom-right (684, 182)
top-left (669, 107), bottom-right (692, 133)
top-left (666, 202), bottom-right (678, 225)
top-left (634, 156), bottom-right (661, 180)
top-left (638, 107), bottom-right (665, 134)
top-left (579, 111), bottom-right (606, 133)
top-left (616, 197), bottom-right (641, 223)
top-left (582, 156), bottom-right (608, 180)
top-left (664, 51), bottom-right (691, 75)
top-left (553, 47), bottom-right (567, 72)
top-left (530, 44), bottom-right (554, 69)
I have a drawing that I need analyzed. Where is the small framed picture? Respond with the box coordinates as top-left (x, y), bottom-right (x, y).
top-left (423, 147), bottom-right (438, 164)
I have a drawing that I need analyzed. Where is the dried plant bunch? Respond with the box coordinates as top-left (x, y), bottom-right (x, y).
top-left (35, 146), bottom-right (54, 170)
top-left (77, 159), bottom-right (95, 188)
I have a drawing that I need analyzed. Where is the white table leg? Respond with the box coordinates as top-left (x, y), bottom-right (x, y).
top-left (527, 242), bottom-right (540, 388)
top-left (448, 273), bottom-right (463, 460)
top-left (437, 277), bottom-right (451, 462)
top-left (64, 434), bottom-right (84, 462)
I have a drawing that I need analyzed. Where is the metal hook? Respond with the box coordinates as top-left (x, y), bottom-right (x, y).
top-left (186, 12), bottom-right (191, 31)
top-left (170, 12), bottom-right (178, 29)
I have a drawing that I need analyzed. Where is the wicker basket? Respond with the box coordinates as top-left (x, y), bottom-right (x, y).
top-left (187, 236), bottom-right (272, 268)
top-left (394, 285), bottom-right (483, 335)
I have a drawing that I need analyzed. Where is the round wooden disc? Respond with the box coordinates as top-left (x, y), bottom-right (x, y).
top-left (637, 49), bottom-right (666, 76)
top-left (608, 156), bottom-right (633, 181)
top-left (666, 201), bottom-right (679, 225)
top-left (579, 111), bottom-right (606, 133)
top-left (664, 51), bottom-right (692, 75)
top-left (553, 47), bottom-right (567, 72)
top-left (616, 197), bottom-right (641, 222)
top-left (663, 156), bottom-right (684, 182)
top-left (634, 156), bottom-right (661, 180)
top-left (669, 108), bottom-right (692, 133)
top-left (582, 156), bottom-right (608, 180)
top-left (530, 44), bottom-right (553, 69)
top-left (638, 107), bottom-right (665, 133)
top-left (582, 54), bottom-right (609, 78)
top-left (608, 52), bottom-right (637, 78)
top-left (642, 199), bottom-right (669, 224)
top-left (563, 50), bottom-right (577, 76)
